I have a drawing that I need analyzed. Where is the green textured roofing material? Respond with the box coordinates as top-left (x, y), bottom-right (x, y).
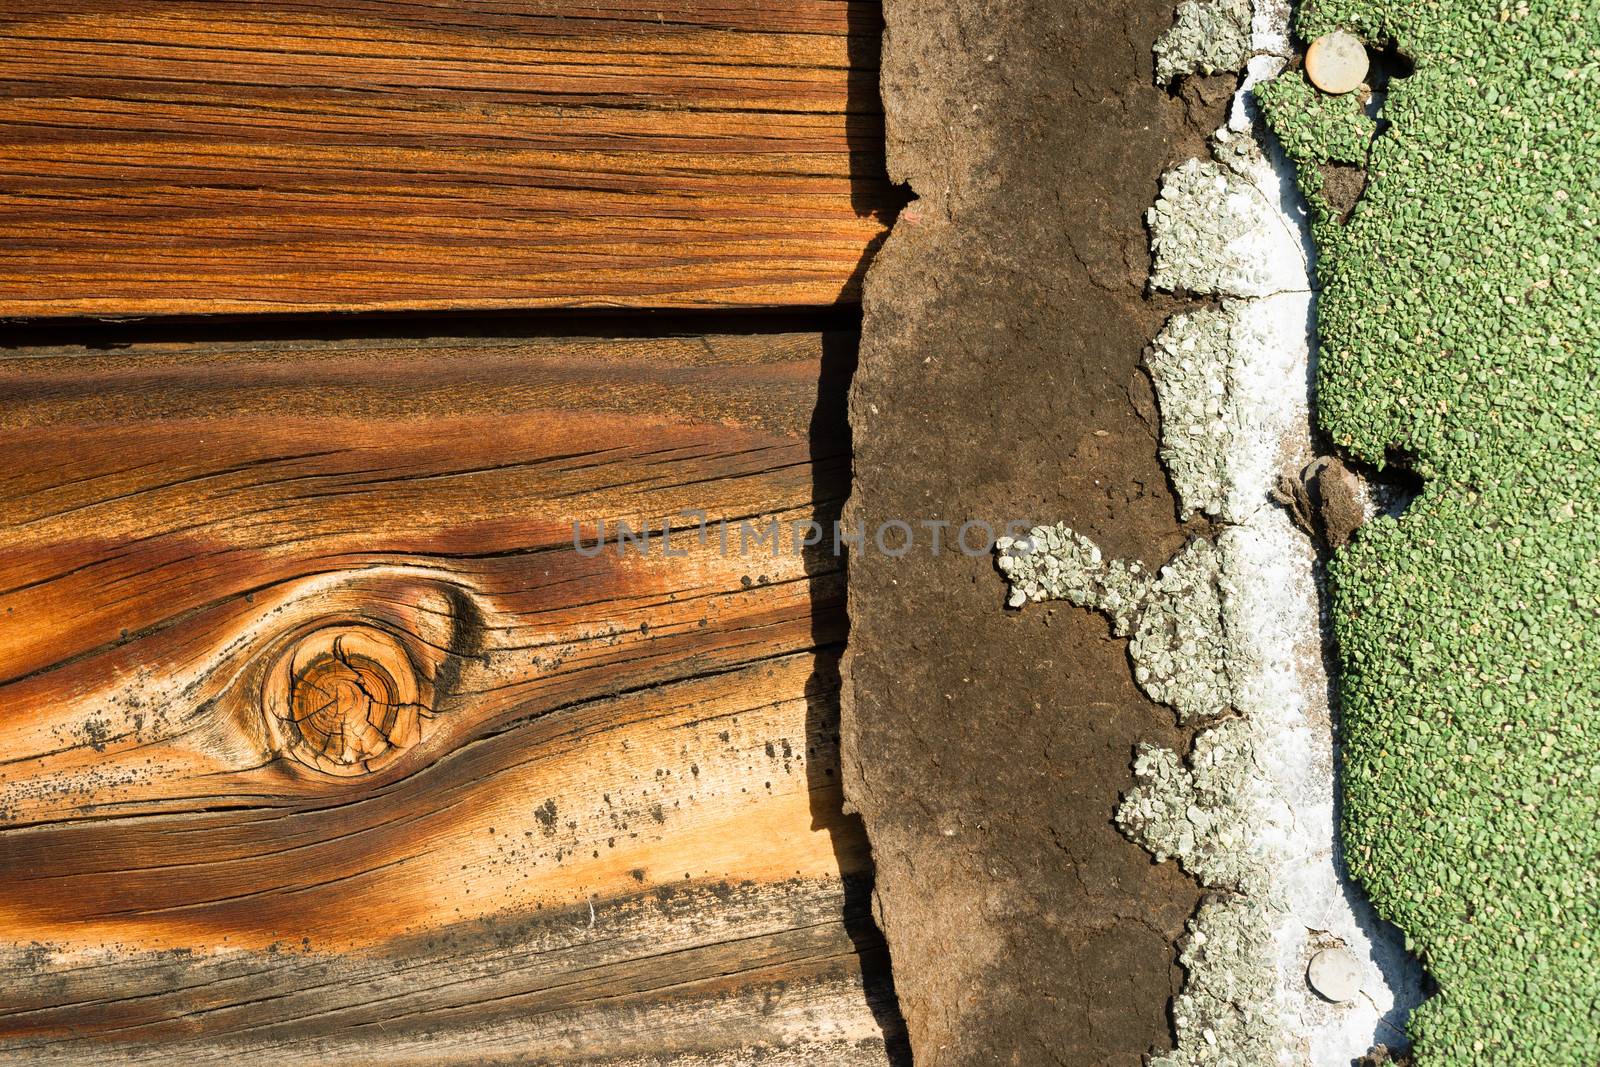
top-left (1258, 1), bottom-right (1600, 1063)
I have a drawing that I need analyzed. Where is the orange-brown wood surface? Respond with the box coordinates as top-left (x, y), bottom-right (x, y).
top-left (0, 1), bottom-right (894, 317)
top-left (0, 330), bottom-right (899, 1064)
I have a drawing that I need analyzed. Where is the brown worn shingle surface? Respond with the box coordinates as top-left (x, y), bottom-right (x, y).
top-left (841, 1), bottom-right (1236, 1062)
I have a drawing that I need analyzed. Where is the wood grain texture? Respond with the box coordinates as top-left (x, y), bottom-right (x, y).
top-left (0, 330), bottom-right (903, 1063)
top-left (0, 2), bottom-right (895, 317)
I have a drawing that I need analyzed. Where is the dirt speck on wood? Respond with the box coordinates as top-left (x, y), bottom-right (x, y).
top-left (841, 0), bottom-right (1234, 1063)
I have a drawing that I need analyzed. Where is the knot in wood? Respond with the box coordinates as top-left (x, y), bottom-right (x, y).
top-left (266, 625), bottom-right (429, 776)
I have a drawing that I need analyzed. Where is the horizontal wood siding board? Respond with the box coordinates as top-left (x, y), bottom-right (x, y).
top-left (0, 878), bottom-right (896, 1064)
top-left (0, 2), bottom-right (893, 316)
top-left (0, 330), bottom-right (894, 1061)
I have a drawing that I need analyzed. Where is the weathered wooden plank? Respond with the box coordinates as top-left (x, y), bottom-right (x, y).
top-left (0, 2), bottom-right (895, 317)
top-left (1, 871), bottom-right (895, 1065)
top-left (0, 330), bottom-right (901, 1062)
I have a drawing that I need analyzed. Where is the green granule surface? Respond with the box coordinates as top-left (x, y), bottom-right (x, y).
top-left (1254, 72), bottom-right (1377, 218)
top-left (1256, 72), bottom-right (1376, 168)
top-left (1259, 0), bottom-right (1600, 1062)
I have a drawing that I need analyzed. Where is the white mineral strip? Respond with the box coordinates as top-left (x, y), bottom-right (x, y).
top-left (1146, 0), bottom-right (1426, 1060)
top-left (1219, 504), bottom-right (1424, 1062)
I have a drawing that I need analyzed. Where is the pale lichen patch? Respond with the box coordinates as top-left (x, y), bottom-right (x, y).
top-left (995, 524), bottom-right (1151, 633)
top-left (1130, 538), bottom-right (1233, 722)
top-left (997, 529), bottom-right (1231, 720)
top-left (1147, 158), bottom-right (1304, 298)
top-left (1154, 0), bottom-right (1253, 87)
top-left (1157, 895), bottom-right (1288, 1067)
top-left (1117, 716), bottom-right (1267, 892)
top-left (1147, 309), bottom-right (1239, 522)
